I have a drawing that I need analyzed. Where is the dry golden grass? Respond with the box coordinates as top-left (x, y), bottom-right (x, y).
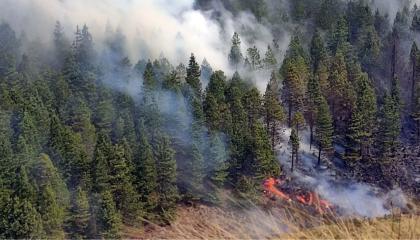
top-left (123, 194), bottom-right (419, 239)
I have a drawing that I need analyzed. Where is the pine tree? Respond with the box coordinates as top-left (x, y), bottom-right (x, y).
top-left (97, 190), bottom-right (122, 239)
top-left (247, 46), bottom-right (262, 70)
top-left (263, 72), bottom-right (285, 149)
top-left (143, 60), bottom-right (156, 92)
top-left (0, 196), bottom-right (44, 239)
top-left (53, 21), bottom-right (70, 69)
top-left (263, 45), bottom-right (277, 70)
top-left (68, 186), bottom-right (90, 239)
top-left (203, 70), bottom-right (230, 132)
top-left (292, 112), bottom-right (305, 136)
top-left (317, 0), bottom-right (340, 30)
top-left (315, 96), bottom-right (334, 166)
top-left (154, 133), bottom-right (178, 223)
top-left (379, 94), bottom-right (401, 157)
top-left (108, 143), bottom-right (142, 222)
top-left (92, 133), bottom-right (112, 193)
top-left (305, 75), bottom-right (322, 149)
top-left (289, 128), bottom-right (300, 172)
top-left (186, 53), bottom-right (202, 95)
top-left (228, 32), bottom-right (243, 69)
top-left (310, 29), bottom-right (327, 71)
top-left (135, 120), bottom-right (158, 216)
top-left (251, 121), bottom-right (280, 180)
top-left (207, 133), bottom-right (228, 187)
top-left (225, 73), bottom-right (248, 184)
top-left (346, 73), bottom-right (377, 160)
top-left (200, 58), bottom-right (213, 84)
top-left (282, 58), bottom-right (307, 126)
top-left (327, 52), bottom-right (355, 132)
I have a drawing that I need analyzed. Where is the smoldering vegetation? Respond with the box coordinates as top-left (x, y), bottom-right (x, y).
top-left (0, 0), bottom-right (419, 239)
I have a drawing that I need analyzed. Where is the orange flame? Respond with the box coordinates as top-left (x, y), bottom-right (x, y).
top-left (263, 178), bottom-right (290, 201)
top-left (263, 178), bottom-right (333, 214)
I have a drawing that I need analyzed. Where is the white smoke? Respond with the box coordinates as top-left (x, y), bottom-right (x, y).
top-left (277, 127), bottom-right (407, 218)
top-left (0, 0), bottom-right (284, 84)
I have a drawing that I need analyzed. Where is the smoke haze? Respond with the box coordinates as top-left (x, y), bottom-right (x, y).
top-left (0, 0), bottom-right (282, 79)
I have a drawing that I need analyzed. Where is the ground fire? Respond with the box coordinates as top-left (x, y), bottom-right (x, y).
top-left (263, 177), bottom-right (333, 214)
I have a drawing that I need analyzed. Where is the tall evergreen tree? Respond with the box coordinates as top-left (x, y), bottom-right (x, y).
top-left (289, 128), bottom-right (300, 172)
top-left (186, 53), bottom-right (202, 95)
top-left (228, 32), bottom-right (243, 69)
top-left (315, 96), bottom-right (334, 166)
top-left (263, 72), bottom-right (285, 149)
top-left (154, 133), bottom-right (178, 223)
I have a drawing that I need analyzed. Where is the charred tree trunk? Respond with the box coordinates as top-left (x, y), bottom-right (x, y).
top-left (391, 32), bottom-right (399, 82)
top-left (318, 147), bottom-right (322, 166)
top-left (288, 104), bottom-right (292, 127)
top-left (291, 151), bottom-right (294, 172)
top-left (309, 124), bottom-right (313, 150)
top-left (412, 57), bottom-right (416, 106)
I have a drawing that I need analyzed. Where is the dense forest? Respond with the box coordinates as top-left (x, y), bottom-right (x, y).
top-left (0, 0), bottom-right (419, 238)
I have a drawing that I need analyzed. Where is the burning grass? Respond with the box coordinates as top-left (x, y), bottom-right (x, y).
top-left (122, 189), bottom-right (419, 239)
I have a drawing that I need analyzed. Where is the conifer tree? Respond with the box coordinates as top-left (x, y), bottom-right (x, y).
top-left (154, 133), bottom-right (178, 223)
top-left (228, 32), bottom-right (243, 69)
top-left (289, 128), bottom-right (299, 172)
top-left (186, 53), bottom-right (202, 95)
top-left (0, 196), bottom-right (44, 239)
top-left (263, 72), bottom-right (285, 149)
top-left (68, 186), bottom-right (90, 239)
top-left (292, 112), bottom-right (305, 136)
top-left (310, 29), bottom-right (326, 71)
top-left (108, 143), bottom-right (142, 222)
top-left (97, 190), bottom-right (122, 239)
top-left (135, 120), bottom-right (158, 216)
top-left (203, 70), bottom-right (230, 132)
top-left (247, 46), bottom-right (262, 70)
top-left (379, 94), bottom-right (401, 156)
top-left (315, 96), bottom-right (334, 166)
top-left (263, 45), bottom-right (277, 70)
top-left (92, 133), bottom-right (112, 193)
top-left (251, 121), bottom-right (280, 180)
top-left (346, 73), bottom-right (377, 160)
top-left (305, 75), bottom-right (322, 149)
top-left (207, 133), bottom-right (229, 187)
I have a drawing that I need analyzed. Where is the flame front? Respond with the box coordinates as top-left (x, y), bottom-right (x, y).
top-left (263, 178), bottom-right (333, 214)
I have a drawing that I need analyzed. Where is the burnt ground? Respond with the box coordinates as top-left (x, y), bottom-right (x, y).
top-left (349, 145), bottom-right (420, 200)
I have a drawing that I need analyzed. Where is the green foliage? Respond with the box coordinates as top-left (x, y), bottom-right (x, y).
top-left (0, 196), bottom-right (44, 239)
top-left (68, 186), bottom-right (90, 239)
top-left (228, 32), bottom-right (243, 69)
top-left (378, 94), bottom-right (401, 156)
top-left (346, 72), bottom-right (377, 161)
top-left (154, 133), bottom-right (179, 223)
top-left (315, 96), bottom-right (334, 165)
top-left (97, 190), bottom-right (122, 239)
top-left (263, 72), bottom-right (285, 149)
top-left (186, 53), bottom-right (202, 95)
top-left (289, 128), bottom-right (300, 172)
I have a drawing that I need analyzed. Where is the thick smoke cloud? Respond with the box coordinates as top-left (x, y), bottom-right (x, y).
top-left (0, 0), bottom-right (280, 81)
top-left (370, 0), bottom-right (420, 21)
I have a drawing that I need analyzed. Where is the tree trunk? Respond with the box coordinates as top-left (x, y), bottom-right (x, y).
top-left (291, 151), bottom-right (294, 172)
top-left (318, 147), bottom-right (322, 166)
top-left (271, 123), bottom-right (276, 150)
top-left (309, 124), bottom-right (313, 150)
top-left (288, 104), bottom-right (292, 127)
top-left (412, 59), bottom-right (416, 105)
top-left (295, 149), bottom-right (299, 167)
